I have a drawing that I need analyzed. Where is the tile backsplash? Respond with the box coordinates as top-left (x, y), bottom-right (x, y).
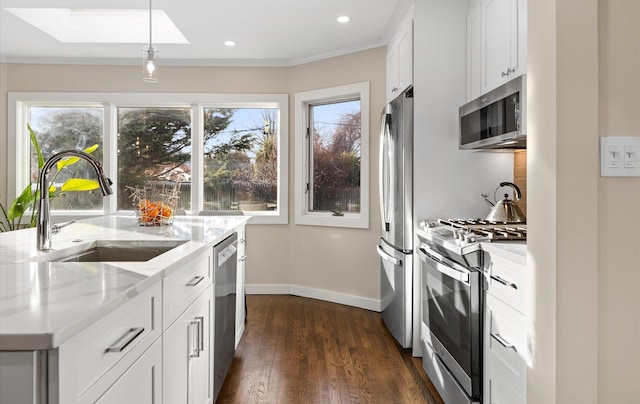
top-left (513, 150), bottom-right (527, 216)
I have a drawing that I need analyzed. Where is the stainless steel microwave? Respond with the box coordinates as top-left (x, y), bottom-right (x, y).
top-left (459, 74), bottom-right (527, 150)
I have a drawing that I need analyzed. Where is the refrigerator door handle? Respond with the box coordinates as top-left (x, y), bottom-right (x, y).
top-left (377, 245), bottom-right (401, 266)
top-left (379, 113), bottom-right (392, 232)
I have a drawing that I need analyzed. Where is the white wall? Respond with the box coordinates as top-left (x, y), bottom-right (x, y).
top-left (0, 63), bottom-right (7, 210)
top-left (413, 0), bottom-right (514, 226)
top-left (528, 0), bottom-right (640, 403)
top-left (0, 48), bottom-right (385, 309)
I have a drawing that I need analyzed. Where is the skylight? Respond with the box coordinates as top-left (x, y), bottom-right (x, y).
top-left (6, 8), bottom-right (189, 44)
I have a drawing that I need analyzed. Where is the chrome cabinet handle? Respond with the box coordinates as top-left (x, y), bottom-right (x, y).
top-left (491, 275), bottom-right (518, 290)
top-left (196, 316), bottom-right (204, 352)
top-left (105, 327), bottom-right (144, 353)
top-left (239, 238), bottom-right (246, 244)
top-left (491, 333), bottom-right (517, 352)
top-left (239, 255), bottom-right (247, 262)
top-left (186, 275), bottom-right (205, 287)
top-left (189, 320), bottom-right (201, 358)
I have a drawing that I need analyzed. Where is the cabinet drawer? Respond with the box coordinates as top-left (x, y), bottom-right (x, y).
top-left (484, 369), bottom-right (526, 404)
top-left (58, 282), bottom-right (161, 402)
top-left (485, 293), bottom-right (527, 393)
top-left (486, 252), bottom-right (526, 313)
top-left (163, 249), bottom-right (212, 329)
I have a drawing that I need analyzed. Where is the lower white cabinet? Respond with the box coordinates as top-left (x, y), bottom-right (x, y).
top-left (483, 249), bottom-right (527, 404)
top-left (163, 284), bottom-right (214, 404)
top-left (95, 339), bottom-right (162, 404)
top-left (59, 282), bottom-right (162, 404)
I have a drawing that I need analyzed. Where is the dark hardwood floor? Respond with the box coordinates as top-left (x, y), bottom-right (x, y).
top-left (216, 295), bottom-right (444, 404)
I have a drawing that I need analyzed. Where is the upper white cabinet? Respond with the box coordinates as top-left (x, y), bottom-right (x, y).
top-left (467, 3), bottom-right (482, 100)
top-left (386, 7), bottom-right (414, 103)
top-left (468, 0), bottom-right (527, 100)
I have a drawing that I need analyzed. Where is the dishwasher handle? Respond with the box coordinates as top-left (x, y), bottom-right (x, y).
top-left (217, 244), bottom-right (237, 267)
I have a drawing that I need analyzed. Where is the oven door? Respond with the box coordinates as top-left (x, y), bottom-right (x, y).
top-left (418, 245), bottom-right (482, 399)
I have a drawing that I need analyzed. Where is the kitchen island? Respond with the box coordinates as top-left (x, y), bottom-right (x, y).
top-left (0, 214), bottom-right (249, 403)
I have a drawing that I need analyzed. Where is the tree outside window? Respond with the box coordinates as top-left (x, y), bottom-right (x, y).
top-left (28, 106), bottom-right (104, 210)
top-left (116, 107), bottom-right (192, 211)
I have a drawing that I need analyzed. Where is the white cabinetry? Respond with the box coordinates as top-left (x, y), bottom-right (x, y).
top-left (235, 225), bottom-right (247, 347)
top-left (483, 250), bottom-right (527, 404)
top-left (163, 284), bottom-right (213, 404)
top-left (386, 7), bottom-right (413, 103)
top-left (57, 282), bottom-right (162, 404)
top-left (95, 339), bottom-right (162, 404)
top-left (467, 2), bottom-right (482, 101)
top-left (467, 0), bottom-right (527, 100)
top-left (163, 249), bottom-right (214, 404)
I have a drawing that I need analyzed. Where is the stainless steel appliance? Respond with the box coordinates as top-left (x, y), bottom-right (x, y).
top-left (377, 87), bottom-right (413, 348)
top-left (213, 233), bottom-right (238, 401)
top-left (459, 75), bottom-right (527, 150)
top-left (417, 219), bottom-right (526, 404)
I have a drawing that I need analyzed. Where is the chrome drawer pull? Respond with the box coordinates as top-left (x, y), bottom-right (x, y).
top-left (186, 275), bottom-right (205, 287)
top-left (491, 333), bottom-right (517, 352)
top-left (105, 327), bottom-right (145, 353)
top-left (239, 255), bottom-right (247, 262)
top-left (491, 275), bottom-right (518, 290)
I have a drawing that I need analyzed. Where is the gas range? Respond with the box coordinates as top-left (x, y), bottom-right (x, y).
top-left (417, 218), bottom-right (527, 269)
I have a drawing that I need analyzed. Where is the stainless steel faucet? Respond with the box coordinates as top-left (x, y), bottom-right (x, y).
top-left (37, 150), bottom-right (113, 251)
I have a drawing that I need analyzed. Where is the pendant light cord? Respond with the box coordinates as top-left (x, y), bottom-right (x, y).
top-left (148, 0), bottom-right (153, 49)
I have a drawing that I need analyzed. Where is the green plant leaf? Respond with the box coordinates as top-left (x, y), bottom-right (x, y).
top-left (56, 144), bottom-right (100, 171)
top-left (28, 124), bottom-right (45, 169)
top-left (7, 185), bottom-right (36, 220)
top-left (61, 179), bottom-right (100, 192)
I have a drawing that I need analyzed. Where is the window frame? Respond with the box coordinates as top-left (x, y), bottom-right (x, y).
top-left (293, 82), bottom-right (370, 229)
top-left (8, 92), bottom-right (289, 225)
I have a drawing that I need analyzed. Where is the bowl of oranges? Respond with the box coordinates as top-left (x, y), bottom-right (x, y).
top-left (127, 183), bottom-right (180, 226)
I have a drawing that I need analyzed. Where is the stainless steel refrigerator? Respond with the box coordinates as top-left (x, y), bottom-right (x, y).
top-left (377, 87), bottom-right (413, 348)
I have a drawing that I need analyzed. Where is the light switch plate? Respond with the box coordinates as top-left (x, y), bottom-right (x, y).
top-left (600, 137), bottom-right (640, 177)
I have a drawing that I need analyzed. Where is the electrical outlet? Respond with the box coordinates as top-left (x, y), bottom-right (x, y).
top-left (600, 137), bottom-right (640, 177)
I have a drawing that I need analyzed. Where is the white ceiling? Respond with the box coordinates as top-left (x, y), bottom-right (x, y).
top-left (0, 0), bottom-right (412, 67)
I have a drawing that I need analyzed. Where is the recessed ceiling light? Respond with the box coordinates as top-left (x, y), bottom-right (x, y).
top-left (224, 40), bottom-right (236, 47)
top-left (337, 16), bottom-right (350, 23)
top-left (5, 8), bottom-right (189, 44)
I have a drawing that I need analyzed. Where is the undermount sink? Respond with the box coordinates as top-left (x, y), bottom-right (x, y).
top-left (51, 240), bottom-right (189, 262)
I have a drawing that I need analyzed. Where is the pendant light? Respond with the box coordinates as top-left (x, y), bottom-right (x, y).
top-left (142, 0), bottom-right (158, 83)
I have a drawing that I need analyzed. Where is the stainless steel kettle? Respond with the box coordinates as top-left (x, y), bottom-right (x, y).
top-left (482, 182), bottom-right (526, 223)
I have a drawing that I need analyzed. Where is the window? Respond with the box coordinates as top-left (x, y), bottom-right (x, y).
top-left (294, 82), bottom-right (370, 228)
top-left (117, 106), bottom-right (192, 211)
top-left (28, 105), bottom-right (105, 211)
top-left (9, 93), bottom-right (288, 224)
top-left (203, 108), bottom-right (279, 213)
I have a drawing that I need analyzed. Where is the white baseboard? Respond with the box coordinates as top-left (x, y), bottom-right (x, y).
top-left (245, 284), bottom-right (381, 312)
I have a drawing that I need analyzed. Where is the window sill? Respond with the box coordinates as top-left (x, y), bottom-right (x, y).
top-left (295, 212), bottom-right (368, 229)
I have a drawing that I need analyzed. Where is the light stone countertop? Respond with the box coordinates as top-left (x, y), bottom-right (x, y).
top-left (480, 241), bottom-right (527, 266)
top-left (0, 215), bottom-right (249, 350)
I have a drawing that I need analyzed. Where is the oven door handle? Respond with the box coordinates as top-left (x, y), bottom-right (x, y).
top-left (418, 247), bottom-right (469, 284)
top-left (377, 245), bottom-right (401, 266)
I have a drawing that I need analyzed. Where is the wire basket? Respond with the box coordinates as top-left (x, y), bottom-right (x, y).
top-left (127, 183), bottom-right (180, 226)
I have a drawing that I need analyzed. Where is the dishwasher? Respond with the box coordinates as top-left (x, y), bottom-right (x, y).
top-left (213, 232), bottom-right (238, 401)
